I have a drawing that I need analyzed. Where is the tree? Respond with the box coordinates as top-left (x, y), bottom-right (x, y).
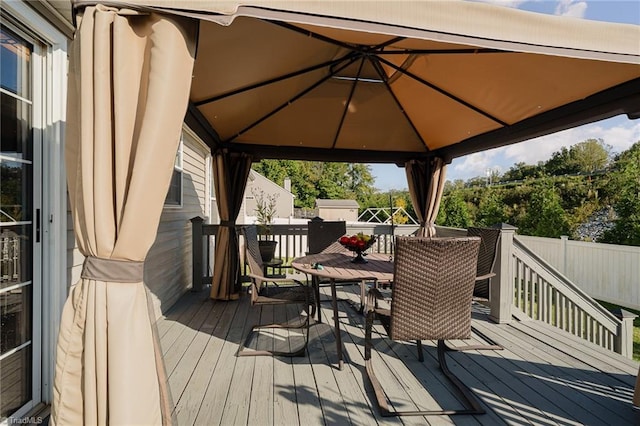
top-left (475, 190), bottom-right (507, 227)
top-left (545, 138), bottom-right (610, 175)
top-left (437, 192), bottom-right (472, 228)
top-left (571, 138), bottom-right (611, 173)
top-left (500, 162), bottom-right (543, 182)
top-left (252, 160), bottom-right (376, 209)
top-left (600, 141), bottom-right (640, 246)
top-left (545, 147), bottom-right (576, 175)
top-left (391, 196), bottom-right (409, 224)
top-left (345, 163), bottom-right (375, 205)
top-left (519, 180), bottom-right (570, 237)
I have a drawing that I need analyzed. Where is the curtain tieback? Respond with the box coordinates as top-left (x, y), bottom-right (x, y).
top-left (219, 220), bottom-right (236, 227)
top-left (81, 256), bottom-right (144, 283)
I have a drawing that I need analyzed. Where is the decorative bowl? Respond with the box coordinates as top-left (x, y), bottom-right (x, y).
top-left (338, 234), bottom-right (376, 263)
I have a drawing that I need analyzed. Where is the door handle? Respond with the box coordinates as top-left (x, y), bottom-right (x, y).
top-left (36, 208), bottom-right (41, 243)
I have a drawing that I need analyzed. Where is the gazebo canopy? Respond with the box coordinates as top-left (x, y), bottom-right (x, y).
top-left (72, 0), bottom-right (640, 164)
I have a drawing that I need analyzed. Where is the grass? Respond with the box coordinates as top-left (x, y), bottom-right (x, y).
top-left (596, 300), bottom-right (640, 362)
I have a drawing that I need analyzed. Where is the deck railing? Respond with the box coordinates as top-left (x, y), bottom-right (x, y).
top-left (189, 217), bottom-right (418, 291)
top-left (512, 236), bottom-right (628, 355)
top-left (191, 218), bottom-right (635, 358)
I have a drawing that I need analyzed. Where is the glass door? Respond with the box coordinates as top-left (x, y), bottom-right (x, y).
top-left (0, 26), bottom-right (39, 421)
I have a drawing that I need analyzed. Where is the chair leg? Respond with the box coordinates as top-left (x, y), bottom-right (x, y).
top-left (313, 276), bottom-right (322, 323)
top-left (416, 340), bottom-right (424, 362)
top-left (364, 322), bottom-right (485, 416)
top-left (445, 326), bottom-right (503, 351)
top-left (237, 303), bottom-right (312, 358)
top-left (359, 280), bottom-right (367, 313)
top-left (436, 340), bottom-right (485, 415)
top-left (237, 322), bottom-right (309, 357)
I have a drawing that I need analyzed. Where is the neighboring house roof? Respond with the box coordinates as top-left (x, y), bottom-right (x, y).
top-left (248, 170), bottom-right (295, 197)
top-left (315, 199), bottom-right (359, 208)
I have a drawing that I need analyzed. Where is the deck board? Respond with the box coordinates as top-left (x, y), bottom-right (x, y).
top-left (172, 301), bottom-right (238, 426)
top-left (472, 319), bottom-right (633, 425)
top-left (272, 305), bottom-right (301, 426)
top-left (161, 285), bottom-right (640, 426)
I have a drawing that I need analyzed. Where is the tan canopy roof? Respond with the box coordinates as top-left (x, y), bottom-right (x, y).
top-left (72, 0), bottom-right (640, 163)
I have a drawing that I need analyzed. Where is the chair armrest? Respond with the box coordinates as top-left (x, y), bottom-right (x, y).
top-left (475, 272), bottom-right (496, 281)
top-left (247, 272), bottom-right (305, 286)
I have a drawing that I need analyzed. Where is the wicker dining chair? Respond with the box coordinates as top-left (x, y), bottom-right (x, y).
top-left (467, 226), bottom-right (501, 300)
top-left (458, 226), bottom-right (504, 351)
top-left (365, 236), bottom-right (485, 416)
top-left (238, 225), bottom-right (315, 357)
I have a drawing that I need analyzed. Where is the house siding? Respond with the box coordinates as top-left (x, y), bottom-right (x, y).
top-left (145, 126), bottom-right (210, 318)
top-left (244, 171), bottom-right (295, 220)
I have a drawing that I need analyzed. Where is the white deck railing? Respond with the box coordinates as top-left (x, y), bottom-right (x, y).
top-left (512, 236), bottom-right (623, 353)
top-left (516, 235), bottom-right (640, 311)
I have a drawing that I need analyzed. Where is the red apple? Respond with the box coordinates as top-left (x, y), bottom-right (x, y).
top-left (339, 236), bottom-right (350, 244)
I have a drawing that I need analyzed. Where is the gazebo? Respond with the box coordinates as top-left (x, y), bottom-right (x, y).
top-left (54, 1), bottom-right (640, 425)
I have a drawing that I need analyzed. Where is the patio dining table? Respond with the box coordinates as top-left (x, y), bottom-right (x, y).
top-left (292, 252), bottom-right (394, 369)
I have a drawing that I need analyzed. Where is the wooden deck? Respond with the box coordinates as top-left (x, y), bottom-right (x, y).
top-left (159, 284), bottom-right (640, 425)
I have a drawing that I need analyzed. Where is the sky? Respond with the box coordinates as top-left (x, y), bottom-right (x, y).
top-left (370, 0), bottom-right (640, 191)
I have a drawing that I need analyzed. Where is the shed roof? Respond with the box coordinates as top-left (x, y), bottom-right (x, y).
top-left (315, 199), bottom-right (360, 208)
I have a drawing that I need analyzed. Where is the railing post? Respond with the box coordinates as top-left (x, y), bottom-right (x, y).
top-left (489, 223), bottom-right (518, 324)
top-left (560, 235), bottom-right (568, 275)
top-left (190, 216), bottom-right (204, 292)
top-left (612, 308), bottom-right (637, 359)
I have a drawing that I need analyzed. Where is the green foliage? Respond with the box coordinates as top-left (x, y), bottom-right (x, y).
top-left (345, 163), bottom-right (375, 204)
top-left (600, 141), bottom-right (640, 245)
top-left (475, 190), bottom-right (508, 226)
top-left (437, 192), bottom-right (472, 228)
top-left (500, 162), bottom-right (544, 182)
top-left (252, 160), bottom-right (375, 209)
top-left (434, 138), bottom-right (638, 244)
top-left (545, 138), bottom-right (610, 175)
top-left (519, 179), bottom-right (570, 237)
top-left (252, 188), bottom-right (278, 233)
top-left (250, 138), bottom-right (639, 247)
top-left (0, 163), bottom-right (23, 221)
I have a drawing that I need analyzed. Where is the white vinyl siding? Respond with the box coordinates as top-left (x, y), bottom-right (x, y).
top-left (145, 126), bottom-right (210, 318)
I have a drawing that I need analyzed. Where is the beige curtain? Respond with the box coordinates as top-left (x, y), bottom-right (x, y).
top-left (210, 151), bottom-right (253, 300)
top-left (405, 157), bottom-right (447, 237)
top-left (52, 6), bottom-right (196, 425)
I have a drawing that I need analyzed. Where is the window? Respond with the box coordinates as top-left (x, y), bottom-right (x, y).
top-left (164, 137), bottom-right (183, 207)
top-left (0, 26), bottom-right (34, 420)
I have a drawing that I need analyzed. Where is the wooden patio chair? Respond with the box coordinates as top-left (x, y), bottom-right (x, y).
top-left (237, 225), bottom-right (315, 357)
top-left (365, 236), bottom-right (485, 416)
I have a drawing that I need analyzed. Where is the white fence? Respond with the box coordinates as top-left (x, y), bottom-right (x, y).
top-left (516, 235), bottom-right (640, 312)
